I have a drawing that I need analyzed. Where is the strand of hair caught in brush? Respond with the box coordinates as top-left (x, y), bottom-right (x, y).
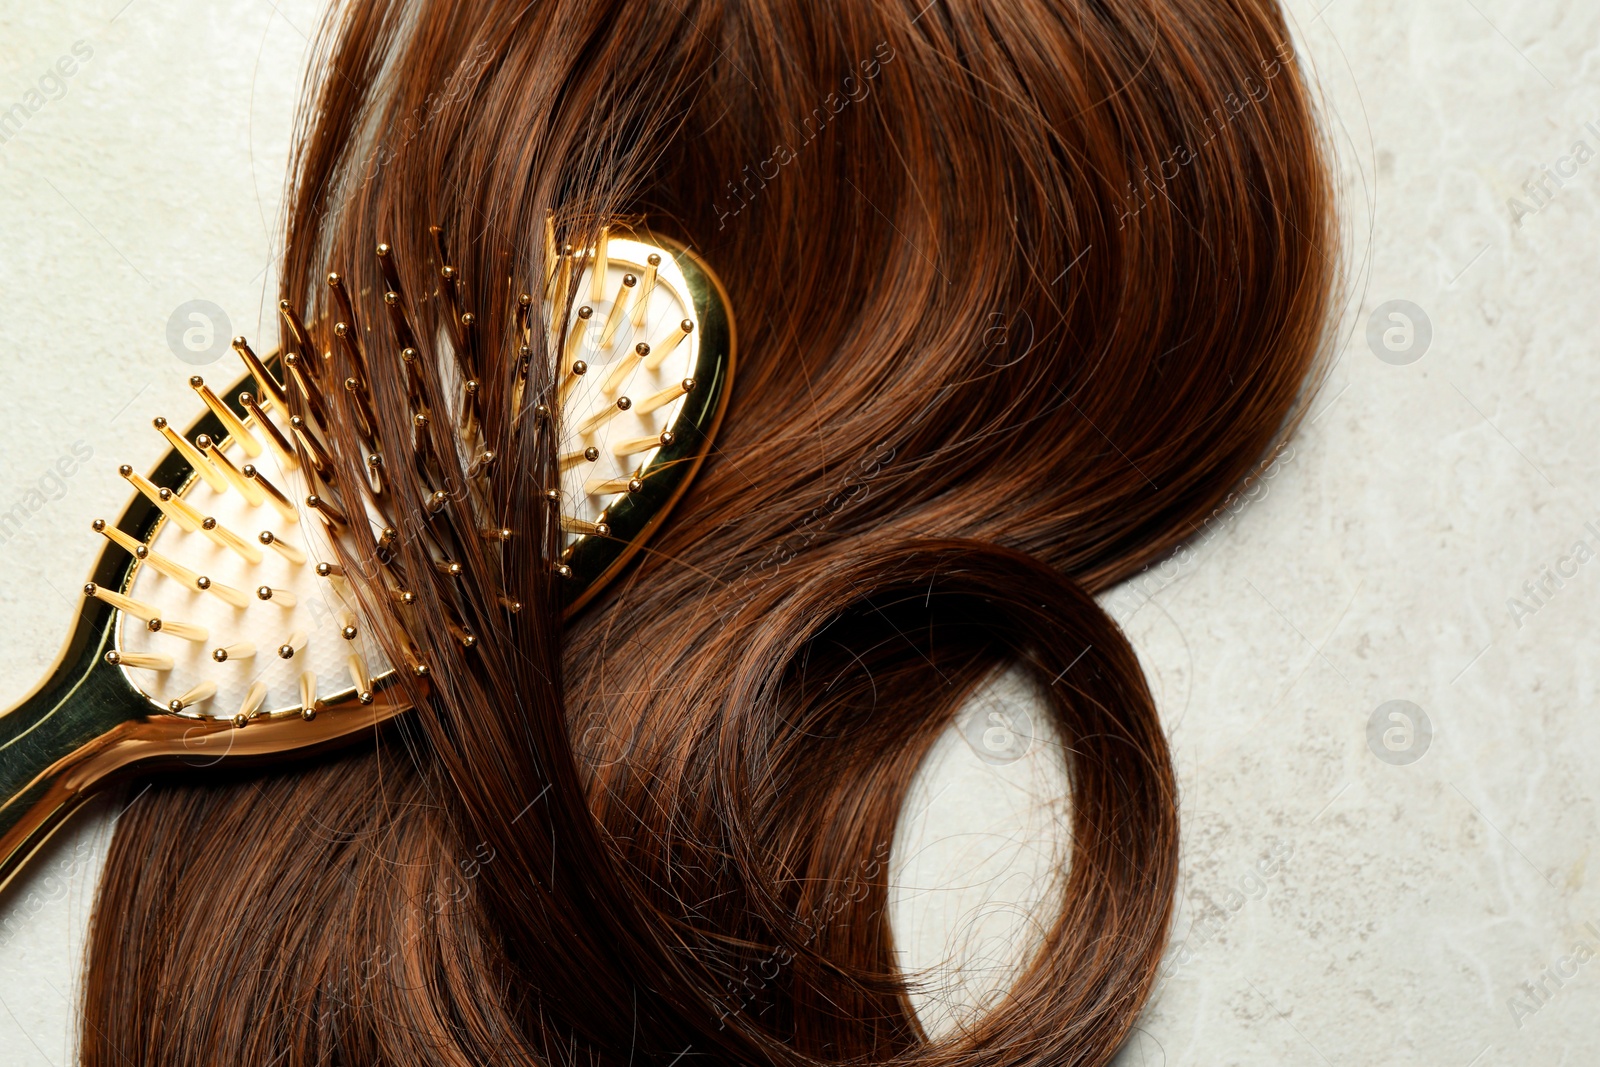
top-left (81, 0), bottom-right (1336, 1064)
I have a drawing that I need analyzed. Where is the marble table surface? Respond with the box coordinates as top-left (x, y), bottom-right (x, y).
top-left (0, 0), bottom-right (1595, 1063)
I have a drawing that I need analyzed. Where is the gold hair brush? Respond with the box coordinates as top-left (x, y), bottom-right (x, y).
top-left (0, 229), bottom-right (733, 892)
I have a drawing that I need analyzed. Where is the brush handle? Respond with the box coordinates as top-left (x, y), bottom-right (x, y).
top-left (0, 602), bottom-right (405, 894)
top-left (0, 602), bottom-right (151, 894)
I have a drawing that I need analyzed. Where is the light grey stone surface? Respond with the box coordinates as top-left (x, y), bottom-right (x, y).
top-left (0, 2), bottom-right (318, 1059)
top-left (1, 1), bottom-right (1595, 1064)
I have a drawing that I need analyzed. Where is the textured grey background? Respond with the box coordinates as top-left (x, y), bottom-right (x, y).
top-left (1, 1), bottom-right (1597, 1064)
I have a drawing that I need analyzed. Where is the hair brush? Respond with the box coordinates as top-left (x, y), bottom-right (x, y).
top-left (0, 228), bottom-right (733, 892)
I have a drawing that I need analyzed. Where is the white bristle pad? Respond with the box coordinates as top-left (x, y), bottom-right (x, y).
top-left (118, 425), bottom-right (376, 718)
top-left (557, 237), bottom-right (699, 535)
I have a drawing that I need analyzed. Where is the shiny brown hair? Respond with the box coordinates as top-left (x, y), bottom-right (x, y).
top-left (81, 0), bottom-right (1335, 1063)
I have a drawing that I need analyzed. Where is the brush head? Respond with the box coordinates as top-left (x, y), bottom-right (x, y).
top-left (89, 229), bottom-right (732, 729)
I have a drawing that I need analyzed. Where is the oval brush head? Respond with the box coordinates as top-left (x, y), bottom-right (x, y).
top-left (0, 229), bottom-right (733, 889)
top-left (550, 233), bottom-right (733, 612)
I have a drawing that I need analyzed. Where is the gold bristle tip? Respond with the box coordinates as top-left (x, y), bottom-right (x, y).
top-left (240, 679), bottom-right (268, 720)
top-left (83, 583), bottom-right (161, 622)
top-left (259, 530), bottom-right (308, 565)
top-left (299, 670), bottom-right (319, 718)
top-left (146, 617), bottom-right (208, 643)
top-left (306, 494), bottom-right (349, 530)
top-left (120, 469), bottom-right (199, 532)
top-left (642, 319), bottom-right (695, 372)
top-left (232, 338), bottom-right (289, 412)
top-left (243, 464), bottom-right (298, 522)
top-left (104, 650), bottom-right (173, 671)
top-left (348, 653), bottom-right (373, 704)
top-left (611, 430), bottom-right (675, 457)
top-left (168, 680), bottom-right (217, 714)
top-left (584, 473), bottom-right (646, 497)
top-left (154, 417), bottom-right (228, 491)
top-left (576, 396), bottom-right (632, 436)
top-left (240, 392), bottom-right (300, 473)
top-left (601, 340), bottom-right (649, 394)
top-left (635, 378), bottom-right (695, 415)
top-left (561, 516), bottom-right (612, 537)
top-left (199, 516), bottom-right (264, 564)
top-left (257, 586), bottom-right (298, 608)
top-left (188, 376), bottom-right (261, 458)
top-left (200, 435), bottom-right (265, 506)
top-left (195, 575), bottom-right (252, 609)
